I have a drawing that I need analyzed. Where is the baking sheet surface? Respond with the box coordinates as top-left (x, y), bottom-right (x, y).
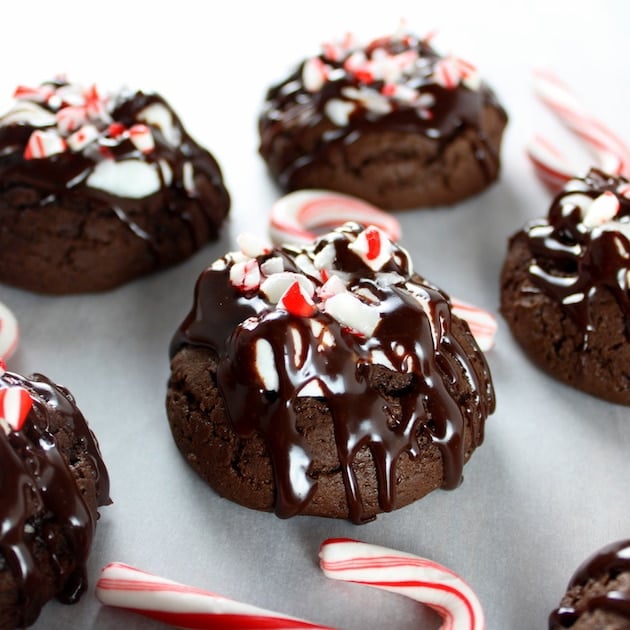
top-left (1, 2), bottom-right (629, 628)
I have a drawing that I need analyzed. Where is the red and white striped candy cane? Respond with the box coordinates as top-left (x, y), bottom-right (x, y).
top-left (96, 562), bottom-right (335, 630)
top-left (527, 69), bottom-right (630, 191)
top-left (450, 298), bottom-right (497, 352)
top-left (269, 189), bottom-right (401, 245)
top-left (319, 538), bottom-right (485, 630)
top-left (0, 301), bottom-right (19, 362)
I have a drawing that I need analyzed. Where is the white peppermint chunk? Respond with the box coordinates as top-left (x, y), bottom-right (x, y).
top-left (137, 103), bottom-right (181, 146)
top-left (260, 272), bottom-right (315, 304)
top-left (254, 339), bottom-right (279, 392)
top-left (260, 256), bottom-right (284, 276)
top-left (237, 233), bottom-right (272, 258)
top-left (324, 99), bottom-right (355, 126)
top-left (324, 292), bottom-right (380, 337)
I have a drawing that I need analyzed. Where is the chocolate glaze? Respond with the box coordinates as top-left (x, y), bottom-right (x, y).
top-left (0, 370), bottom-right (110, 626)
top-left (171, 224), bottom-right (495, 523)
top-left (549, 539), bottom-right (630, 627)
top-left (516, 169), bottom-right (630, 346)
top-left (0, 79), bottom-right (230, 260)
top-left (259, 32), bottom-right (507, 190)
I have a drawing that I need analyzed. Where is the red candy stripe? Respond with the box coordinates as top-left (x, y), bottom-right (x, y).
top-left (527, 69), bottom-right (630, 191)
top-left (269, 190), bottom-right (401, 245)
top-left (96, 562), bottom-right (335, 630)
top-left (0, 386), bottom-right (33, 433)
top-left (319, 538), bottom-right (485, 630)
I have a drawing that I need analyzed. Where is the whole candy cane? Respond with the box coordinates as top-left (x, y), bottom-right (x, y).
top-left (96, 562), bottom-right (335, 630)
top-left (0, 301), bottom-right (19, 361)
top-left (319, 538), bottom-right (484, 630)
top-left (269, 189), bottom-right (401, 245)
top-left (527, 69), bottom-right (630, 191)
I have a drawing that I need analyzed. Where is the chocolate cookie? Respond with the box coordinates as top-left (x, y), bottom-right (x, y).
top-left (258, 28), bottom-right (507, 210)
top-left (500, 169), bottom-right (630, 405)
top-left (167, 223), bottom-right (495, 523)
top-left (0, 78), bottom-right (230, 294)
top-left (0, 366), bottom-right (111, 628)
top-left (549, 539), bottom-right (630, 629)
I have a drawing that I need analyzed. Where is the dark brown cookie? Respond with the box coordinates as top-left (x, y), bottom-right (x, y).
top-left (549, 539), bottom-right (630, 629)
top-left (167, 223), bottom-right (495, 523)
top-left (259, 30), bottom-right (507, 210)
top-left (0, 79), bottom-right (230, 294)
top-left (0, 368), bottom-right (110, 628)
top-left (500, 169), bottom-right (630, 405)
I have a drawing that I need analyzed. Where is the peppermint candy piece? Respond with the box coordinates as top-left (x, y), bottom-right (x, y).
top-left (582, 191), bottom-right (620, 228)
top-left (67, 124), bottom-right (100, 151)
top-left (278, 281), bottom-right (317, 317)
top-left (128, 124), bottom-right (155, 154)
top-left (237, 233), bottom-right (272, 259)
top-left (0, 301), bottom-right (19, 361)
top-left (348, 225), bottom-right (393, 270)
top-left (324, 292), bottom-right (380, 337)
top-left (320, 538), bottom-right (485, 630)
top-left (260, 272), bottom-right (315, 304)
top-left (13, 84), bottom-right (55, 103)
top-left (0, 386), bottom-right (33, 434)
top-left (229, 259), bottom-right (261, 293)
top-left (24, 129), bottom-right (67, 159)
top-left (303, 57), bottom-right (329, 93)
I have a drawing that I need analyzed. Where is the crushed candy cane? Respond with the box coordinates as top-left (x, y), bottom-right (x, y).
top-left (298, 28), bottom-right (482, 126)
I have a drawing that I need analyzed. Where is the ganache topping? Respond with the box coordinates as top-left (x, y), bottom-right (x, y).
top-left (0, 77), bottom-right (229, 253)
top-left (0, 367), bottom-right (110, 627)
top-left (171, 223), bottom-right (495, 523)
top-left (259, 27), bottom-right (507, 188)
top-left (549, 539), bottom-right (630, 627)
top-left (518, 169), bottom-right (630, 344)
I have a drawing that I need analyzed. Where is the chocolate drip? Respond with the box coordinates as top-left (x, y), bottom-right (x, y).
top-left (549, 539), bottom-right (630, 627)
top-left (519, 169), bottom-right (630, 345)
top-left (0, 81), bottom-right (229, 259)
top-left (0, 371), bottom-right (110, 626)
top-left (259, 33), bottom-right (506, 189)
top-left (171, 225), bottom-right (494, 523)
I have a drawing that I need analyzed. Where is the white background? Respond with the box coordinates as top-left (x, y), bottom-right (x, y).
top-left (1, 1), bottom-right (629, 628)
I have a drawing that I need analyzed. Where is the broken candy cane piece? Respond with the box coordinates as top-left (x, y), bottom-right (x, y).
top-left (319, 538), bottom-right (485, 630)
top-left (527, 69), bottom-right (630, 191)
top-left (0, 386), bottom-right (33, 434)
top-left (450, 298), bottom-right (498, 352)
top-left (96, 562), bottom-right (335, 630)
top-left (269, 190), bottom-right (401, 245)
top-left (229, 259), bottom-right (261, 292)
top-left (23, 129), bottom-right (67, 159)
top-left (0, 301), bottom-right (19, 361)
top-left (278, 281), bottom-right (317, 317)
top-left (323, 292), bottom-right (380, 337)
top-left (581, 190), bottom-right (620, 227)
top-left (348, 225), bottom-right (393, 270)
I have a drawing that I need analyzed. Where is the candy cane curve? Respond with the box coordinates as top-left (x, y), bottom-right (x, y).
top-left (527, 69), bottom-right (630, 191)
top-left (96, 562), bottom-right (336, 630)
top-left (319, 538), bottom-right (485, 630)
top-left (269, 189), bottom-right (401, 245)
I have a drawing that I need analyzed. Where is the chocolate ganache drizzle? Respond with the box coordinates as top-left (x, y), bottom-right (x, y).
top-left (549, 539), bottom-right (630, 627)
top-left (0, 77), bottom-right (229, 256)
top-left (259, 29), bottom-right (507, 189)
top-left (171, 223), bottom-right (495, 523)
top-left (518, 169), bottom-right (630, 344)
top-left (0, 370), bottom-right (110, 626)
